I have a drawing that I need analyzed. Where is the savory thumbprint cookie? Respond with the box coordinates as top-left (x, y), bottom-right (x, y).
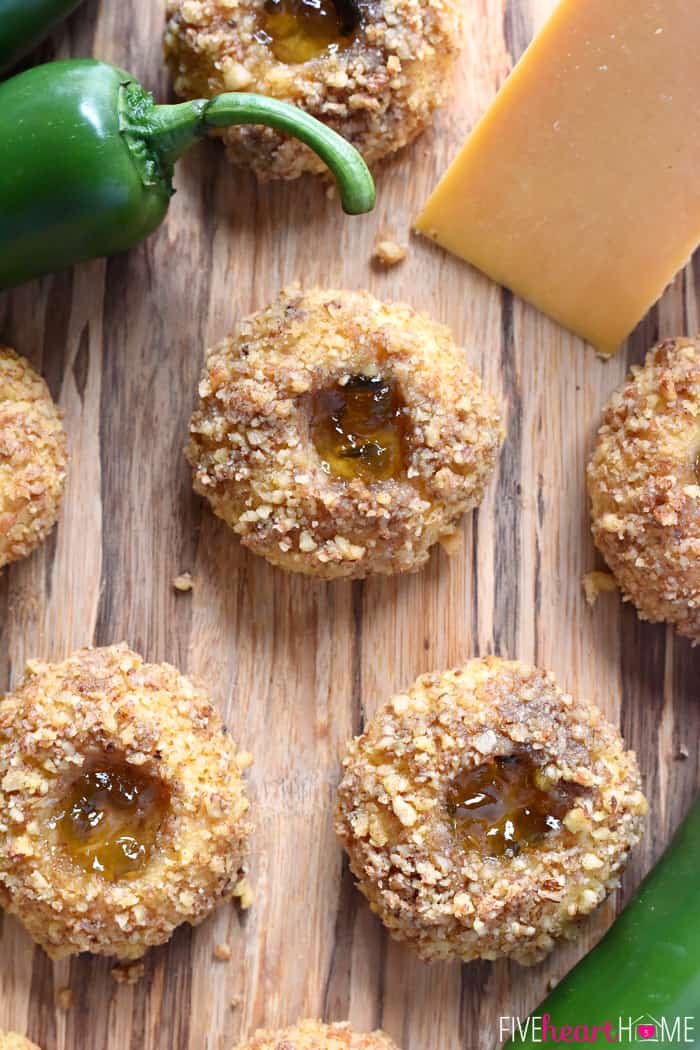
top-left (187, 287), bottom-right (503, 579)
top-left (0, 645), bottom-right (251, 960)
top-left (0, 347), bottom-right (67, 569)
top-left (335, 658), bottom-right (647, 965)
top-left (234, 1020), bottom-right (401, 1050)
top-left (0, 1035), bottom-right (41, 1050)
top-left (588, 337), bottom-right (700, 642)
top-left (164, 0), bottom-right (461, 179)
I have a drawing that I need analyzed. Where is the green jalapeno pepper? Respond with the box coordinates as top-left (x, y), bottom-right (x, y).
top-left (0, 0), bottom-right (86, 73)
top-left (504, 795), bottom-right (700, 1047)
top-left (0, 58), bottom-right (376, 290)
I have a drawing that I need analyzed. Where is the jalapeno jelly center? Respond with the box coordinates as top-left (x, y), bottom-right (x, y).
top-left (446, 752), bottom-right (577, 858)
top-left (261, 0), bottom-right (360, 64)
top-left (312, 374), bottom-right (406, 482)
top-left (55, 762), bottom-right (170, 881)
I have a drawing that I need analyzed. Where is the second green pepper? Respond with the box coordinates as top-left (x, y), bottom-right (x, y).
top-left (0, 59), bottom-right (376, 290)
top-left (504, 795), bottom-right (700, 1047)
top-left (0, 0), bottom-right (86, 73)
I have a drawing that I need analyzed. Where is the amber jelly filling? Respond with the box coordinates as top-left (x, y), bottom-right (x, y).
top-left (55, 762), bottom-right (170, 881)
top-left (446, 752), bottom-right (577, 858)
top-left (260, 0), bottom-right (360, 64)
top-left (312, 374), bottom-right (406, 482)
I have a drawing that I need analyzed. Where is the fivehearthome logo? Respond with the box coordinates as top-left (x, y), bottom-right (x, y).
top-left (500, 1013), bottom-right (697, 1044)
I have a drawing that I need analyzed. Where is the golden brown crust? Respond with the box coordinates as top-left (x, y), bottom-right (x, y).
top-left (187, 287), bottom-right (504, 579)
top-left (164, 0), bottom-right (461, 179)
top-left (234, 1019), bottom-right (401, 1050)
top-left (0, 645), bottom-right (252, 961)
top-left (0, 347), bottom-right (67, 569)
top-left (587, 337), bottom-right (700, 642)
top-left (0, 1034), bottom-right (41, 1050)
top-left (335, 658), bottom-right (647, 965)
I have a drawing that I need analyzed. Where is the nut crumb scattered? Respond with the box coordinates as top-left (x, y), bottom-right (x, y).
top-left (677, 746), bottom-right (689, 761)
top-left (583, 571), bottom-right (618, 607)
top-left (230, 996), bottom-right (242, 1010)
top-left (372, 236), bottom-right (408, 268)
top-left (214, 942), bottom-right (232, 961)
top-left (173, 572), bottom-right (193, 592)
top-left (111, 960), bottom-right (146, 985)
top-left (438, 529), bottom-right (462, 556)
top-left (56, 987), bottom-right (73, 1011)
top-left (233, 878), bottom-right (254, 910)
top-left (237, 751), bottom-right (254, 771)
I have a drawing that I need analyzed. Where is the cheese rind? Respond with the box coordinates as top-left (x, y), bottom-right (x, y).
top-left (416, 0), bottom-right (700, 355)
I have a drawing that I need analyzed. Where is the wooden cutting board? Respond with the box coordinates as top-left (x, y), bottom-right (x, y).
top-left (1, 1), bottom-right (698, 1048)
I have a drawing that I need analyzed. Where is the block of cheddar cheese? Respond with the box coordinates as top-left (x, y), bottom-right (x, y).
top-left (416, 0), bottom-right (700, 355)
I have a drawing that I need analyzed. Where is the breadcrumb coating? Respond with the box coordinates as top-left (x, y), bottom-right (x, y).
top-left (335, 658), bottom-right (647, 965)
top-left (0, 347), bottom-right (67, 569)
top-left (234, 1019), bottom-right (401, 1049)
top-left (187, 288), bottom-right (504, 579)
top-left (0, 645), bottom-right (251, 961)
top-left (0, 1035), bottom-right (41, 1050)
top-left (588, 338), bottom-right (700, 642)
top-left (164, 0), bottom-right (461, 179)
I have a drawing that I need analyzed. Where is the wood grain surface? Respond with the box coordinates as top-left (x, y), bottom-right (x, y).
top-left (1, 1), bottom-right (699, 1048)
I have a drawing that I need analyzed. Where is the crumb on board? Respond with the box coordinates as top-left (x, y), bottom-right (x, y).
top-left (56, 987), bottom-right (73, 1011)
top-left (372, 236), bottom-right (408, 268)
top-left (677, 746), bottom-right (689, 761)
top-left (214, 942), bottom-right (232, 961)
top-left (583, 570), bottom-right (618, 606)
top-left (111, 960), bottom-right (146, 986)
top-left (173, 572), bottom-right (193, 592)
top-left (236, 751), bottom-right (254, 772)
top-left (437, 529), bottom-right (462, 556)
top-left (233, 878), bottom-right (254, 910)
top-left (230, 996), bottom-right (242, 1010)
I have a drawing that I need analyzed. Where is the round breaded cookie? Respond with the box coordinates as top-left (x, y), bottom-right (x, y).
top-left (335, 658), bottom-right (647, 965)
top-left (234, 1019), bottom-right (401, 1050)
top-left (588, 337), bottom-right (700, 642)
top-left (164, 0), bottom-right (461, 179)
top-left (0, 645), bottom-right (251, 961)
top-left (0, 1035), bottom-right (41, 1050)
top-left (0, 347), bottom-right (67, 569)
top-left (187, 287), bottom-right (504, 579)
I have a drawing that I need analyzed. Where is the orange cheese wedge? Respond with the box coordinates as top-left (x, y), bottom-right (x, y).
top-left (416, 0), bottom-right (700, 355)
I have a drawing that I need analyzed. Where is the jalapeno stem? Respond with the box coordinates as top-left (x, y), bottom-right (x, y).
top-left (144, 94), bottom-right (375, 215)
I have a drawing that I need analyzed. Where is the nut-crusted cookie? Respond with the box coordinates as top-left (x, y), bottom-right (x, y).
top-left (0, 645), bottom-right (251, 960)
top-left (335, 657), bottom-right (647, 965)
top-left (234, 1019), bottom-right (401, 1050)
top-left (0, 347), bottom-right (67, 569)
top-left (187, 287), bottom-right (504, 579)
top-left (588, 337), bottom-right (700, 642)
top-left (164, 0), bottom-right (461, 179)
